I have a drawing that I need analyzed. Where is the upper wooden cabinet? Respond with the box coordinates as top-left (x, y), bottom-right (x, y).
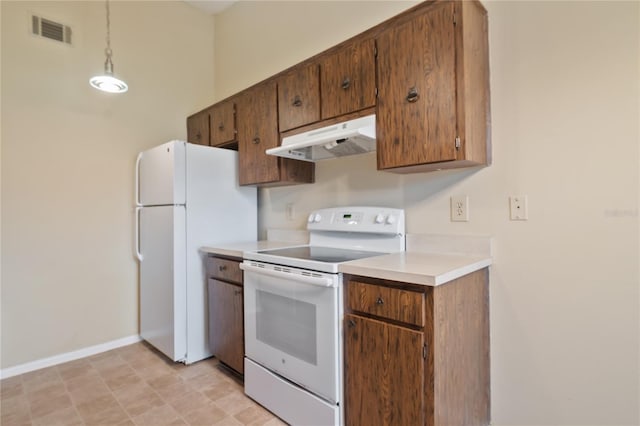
top-left (277, 64), bottom-right (321, 132)
top-left (321, 38), bottom-right (376, 120)
top-left (186, 101), bottom-right (237, 149)
top-left (186, 109), bottom-right (210, 146)
top-left (190, 0), bottom-right (490, 181)
top-left (237, 81), bottom-right (314, 186)
top-left (376, 1), bottom-right (490, 172)
top-left (209, 99), bottom-right (237, 148)
top-left (278, 39), bottom-right (376, 132)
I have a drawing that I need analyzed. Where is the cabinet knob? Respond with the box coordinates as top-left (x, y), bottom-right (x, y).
top-left (218, 123), bottom-right (224, 131)
top-left (234, 289), bottom-right (242, 296)
top-left (376, 297), bottom-right (384, 305)
top-left (219, 265), bottom-right (227, 271)
top-left (252, 137), bottom-right (261, 145)
top-left (292, 96), bottom-right (302, 107)
top-left (195, 131), bottom-right (201, 140)
top-left (406, 87), bottom-right (419, 103)
top-left (341, 77), bottom-right (351, 90)
top-left (348, 319), bottom-right (356, 328)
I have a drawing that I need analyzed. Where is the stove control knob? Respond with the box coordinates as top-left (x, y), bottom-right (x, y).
top-left (308, 213), bottom-right (315, 223)
top-left (386, 215), bottom-right (396, 225)
top-left (314, 213), bottom-right (322, 223)
top-left (374, 213), bottom-right (385, 224)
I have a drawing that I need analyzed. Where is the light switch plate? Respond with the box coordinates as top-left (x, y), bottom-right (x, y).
top-left (286, 203), bottom-right (295, 221)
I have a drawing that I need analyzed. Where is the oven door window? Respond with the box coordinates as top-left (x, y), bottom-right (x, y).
top-left (256, 290), bottom-right (317, 365)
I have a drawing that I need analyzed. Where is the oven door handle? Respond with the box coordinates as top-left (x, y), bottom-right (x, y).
top-left (240, 263), bottom-right (337, 288)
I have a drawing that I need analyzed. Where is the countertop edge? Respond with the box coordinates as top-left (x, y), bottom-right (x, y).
top-left (339, 255), bottom-right (492, 286)
top-left (202, 240), bottom-right (493, 287)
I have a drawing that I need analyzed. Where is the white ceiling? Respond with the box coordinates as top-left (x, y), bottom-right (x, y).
top-left (183, 1), bottom-right (237, 15)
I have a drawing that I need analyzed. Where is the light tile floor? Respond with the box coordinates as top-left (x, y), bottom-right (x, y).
top-left (0, 342), bottom-right (286, 426)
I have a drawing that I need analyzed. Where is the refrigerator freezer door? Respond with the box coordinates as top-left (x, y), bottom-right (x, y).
top-left (139, 205), bottom-right (187, 361)
top-left (137, 141), bottom-right (186, 206)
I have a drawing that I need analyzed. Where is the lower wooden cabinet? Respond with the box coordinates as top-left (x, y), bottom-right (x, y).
top-left (345, 314), bottom-right (425, 426)
top-left (206, 255), bottom-right (244, 374)
top-left (344, 269), bottom-right (490, 426)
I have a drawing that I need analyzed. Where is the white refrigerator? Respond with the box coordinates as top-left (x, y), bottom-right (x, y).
top-left (135, 140), bottom-right (256, 364)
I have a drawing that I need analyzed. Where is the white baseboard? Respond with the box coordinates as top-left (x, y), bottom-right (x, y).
top-left (0, 335), bottom-right (143, 380)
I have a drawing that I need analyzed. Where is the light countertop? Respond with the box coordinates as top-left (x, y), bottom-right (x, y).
top-left (201, 233), bottom-right (492, 286)
top-left (338, 251), bottom-right (491, 286)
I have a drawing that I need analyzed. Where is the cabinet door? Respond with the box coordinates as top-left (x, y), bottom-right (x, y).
top-left (278, 64), bottom-right (320, 132)
top-left (376, 3), bottom-right (457, 169)
top-left (344, 314), bottom-right (424, 426)
top-left (208, 278), bottom-right (244, 374)
top-left (187, 110), bottom-right (209, 146)
top-left (321, 38), bottom-right (376, 119)
top-left (210, 100), bottom-right (236, 147)
top-left (236, 82), bottom-right (280, 185)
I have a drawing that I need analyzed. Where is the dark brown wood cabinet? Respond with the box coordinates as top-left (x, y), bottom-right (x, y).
top-left (345, 314), bottom-right (425, 426)
top-left (187, 0), bottom-right (490, 182)
top-left (344, 268), bottom-right (490, 426)
top-left (236, 82), bottom-right (280, 186)
top-left (237, 81), bottom-right (314, 186)
top-left (277, 64), bottom-right (321, 132)
top-left (206, 256), bottom-right (244, 374)
top-left (209, 99), bottom-right (237, 148)
top-left (186, 109), bottom-right (210, 146)
top-left (376, 1), bottom-right (490, 172)
top-left (277, 38), bottom-right (376, 132)
top-left (321, 38), bottom-right (376, 120)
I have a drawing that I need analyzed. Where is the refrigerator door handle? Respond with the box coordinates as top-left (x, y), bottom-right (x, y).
top-left (135, 207), bottom-right (143, 261)
top-left (135, 152), bottom-right (143, 207)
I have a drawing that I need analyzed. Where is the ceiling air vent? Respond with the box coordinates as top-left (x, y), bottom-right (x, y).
top-left (32, 15), bottom-right (72, 45)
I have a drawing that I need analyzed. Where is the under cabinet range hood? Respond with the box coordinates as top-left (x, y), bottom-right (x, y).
top-left (266, 114), bottom-right (376, 162)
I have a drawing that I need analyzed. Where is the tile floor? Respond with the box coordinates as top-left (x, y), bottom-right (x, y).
top-left (0, 342), bottom-right (286, 426)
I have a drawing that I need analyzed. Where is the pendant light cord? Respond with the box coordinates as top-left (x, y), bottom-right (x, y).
top-left (104, 0), bottom-right (114, 73)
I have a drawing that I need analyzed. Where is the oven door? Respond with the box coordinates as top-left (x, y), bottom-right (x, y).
top-left (241, 261), bottom-right (341, 404)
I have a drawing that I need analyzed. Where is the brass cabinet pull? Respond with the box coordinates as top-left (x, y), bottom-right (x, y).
top-left (376, 297), bottom-right (384, 305)
top-left (252, 137), bottom-right (260, 145)
top-left (406, 87), bottom-right (419, 103)
top-left (341, 77), bottom-right (351, 90)
top-left (292, 96), bottom-right (302, 107)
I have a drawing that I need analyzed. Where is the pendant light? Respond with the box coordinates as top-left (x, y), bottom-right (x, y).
top-left (90, 0), bottom-right (128, 93)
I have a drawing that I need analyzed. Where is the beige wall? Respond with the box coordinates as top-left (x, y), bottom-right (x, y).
top-left (214, 1), bottom-right (640, 424)
top-left (1, 1), bottom-right (215, 368)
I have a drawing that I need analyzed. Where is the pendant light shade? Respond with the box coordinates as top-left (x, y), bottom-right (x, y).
top-left (90, 0), bottom-right (128, 93)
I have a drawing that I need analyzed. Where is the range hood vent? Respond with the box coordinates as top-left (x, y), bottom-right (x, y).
top-left (266, 114), bottom-right (376, 162)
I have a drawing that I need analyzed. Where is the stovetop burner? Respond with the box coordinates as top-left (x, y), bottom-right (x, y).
top-left (255, 246), bottom-right (386, 264)
top-left (244, 207), bottom-right (406, 273)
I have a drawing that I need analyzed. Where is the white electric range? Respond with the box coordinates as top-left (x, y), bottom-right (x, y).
top-left (240, 206), bottom-right (406, 426)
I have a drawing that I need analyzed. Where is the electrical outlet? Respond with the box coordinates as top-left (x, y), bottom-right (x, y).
top-left (510, 195), bottom-right (528, 220)
top-left (451, 196), bottom-right (469, 222)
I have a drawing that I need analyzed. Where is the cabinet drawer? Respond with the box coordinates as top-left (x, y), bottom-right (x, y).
top-left (347, 280), bottom-right (424, 327)
top-left (206, 257), bottom-right (242, 284)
